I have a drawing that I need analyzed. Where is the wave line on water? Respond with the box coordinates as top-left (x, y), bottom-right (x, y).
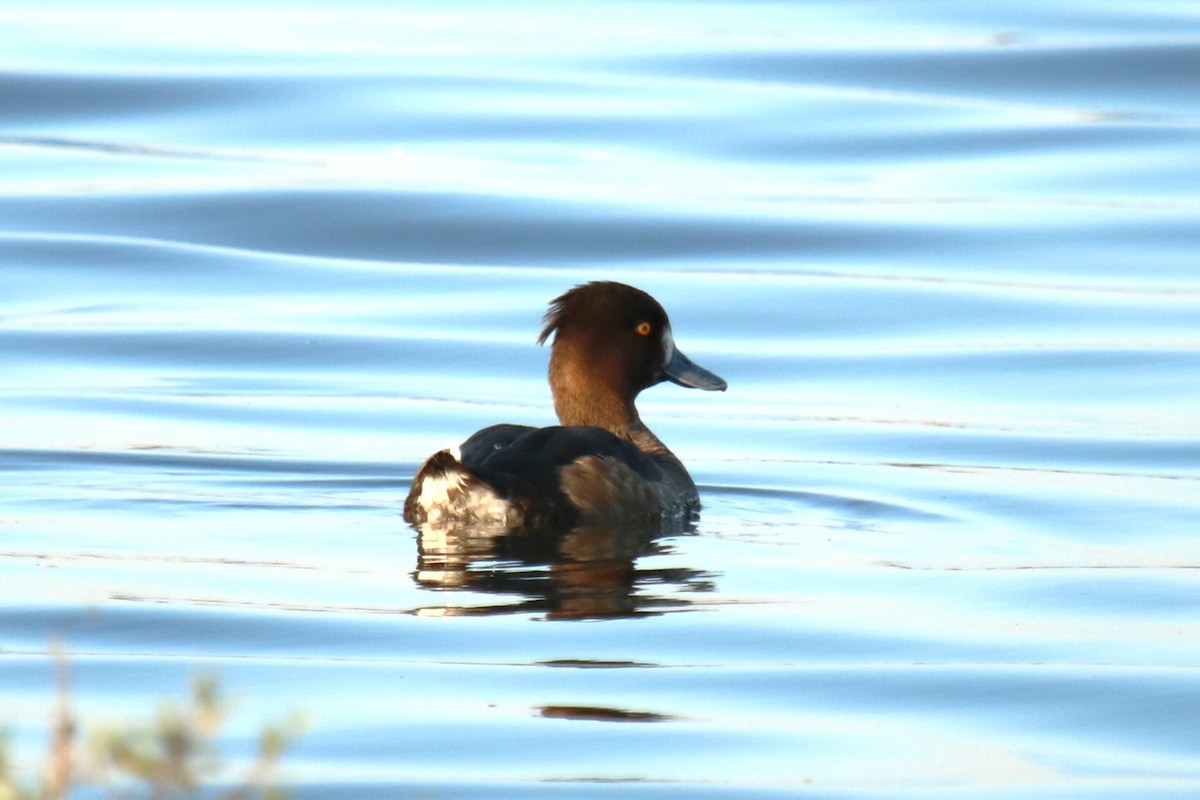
top-left (0, 134), bottom-right (318, 165)
top-left (881, 561), bottom-right (1200, 572)
top-left (0, 548), bottom-right (377, 575)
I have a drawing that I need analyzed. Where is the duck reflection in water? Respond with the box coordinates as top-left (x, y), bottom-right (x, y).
top-left (405, 282), bottom-right (726, 618)
top-left (413, 517), bottom-right (715, 619)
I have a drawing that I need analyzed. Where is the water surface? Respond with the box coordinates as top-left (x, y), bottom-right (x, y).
top-left (2, 1), bottom-right (1199, 797)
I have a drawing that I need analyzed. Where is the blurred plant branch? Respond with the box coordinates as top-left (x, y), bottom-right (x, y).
top-left (1, 645), bottom-right (305, 800)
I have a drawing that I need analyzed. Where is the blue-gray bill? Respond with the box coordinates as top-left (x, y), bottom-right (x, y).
top-left (661, 348), bottom-right (727, 391)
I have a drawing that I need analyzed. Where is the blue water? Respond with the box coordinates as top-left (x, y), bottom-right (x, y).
top-left (3, 1), bottom-right (1199, 797)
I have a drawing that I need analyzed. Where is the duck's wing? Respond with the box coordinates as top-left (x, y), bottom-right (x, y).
top-left (457, 424), bottom-right (539, 466)
top-left (465, 425), bottom-right (661, 484)
top-left (466, 425), bottom-right (665, 523)
top-left (405, 424), bottom-right (664, 528)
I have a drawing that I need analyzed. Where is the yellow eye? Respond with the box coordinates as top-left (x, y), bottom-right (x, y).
top-left (636, 321), bottom-right (653, 336)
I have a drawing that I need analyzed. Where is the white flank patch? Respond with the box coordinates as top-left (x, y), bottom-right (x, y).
top-left (416, 450), bottom-right (513, 526)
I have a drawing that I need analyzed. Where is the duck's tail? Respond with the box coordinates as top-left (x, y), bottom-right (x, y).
top-left (403, 449), bottom-right (513, 527)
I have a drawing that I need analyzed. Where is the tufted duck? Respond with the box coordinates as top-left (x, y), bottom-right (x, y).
top-left (404, 281), bottom-right (726, 529)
